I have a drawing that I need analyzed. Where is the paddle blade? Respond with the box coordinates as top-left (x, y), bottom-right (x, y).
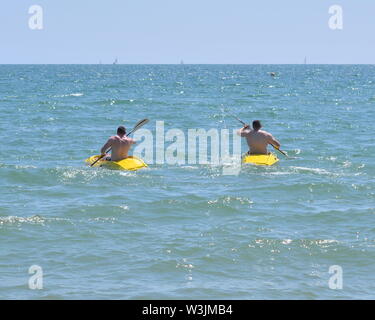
top-left (127, 118), bottom-right (149, 136)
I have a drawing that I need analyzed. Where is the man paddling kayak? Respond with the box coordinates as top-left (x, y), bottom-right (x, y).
top-left (100, 126), bottom-right (136, 161)
top-left (237, 120), bottom-right (281, 155)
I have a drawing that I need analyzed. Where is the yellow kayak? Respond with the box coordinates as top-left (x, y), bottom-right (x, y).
top-left (242, 153), bottom-right (279, 166)
top-left (85, 155), bottom-right (148, 171)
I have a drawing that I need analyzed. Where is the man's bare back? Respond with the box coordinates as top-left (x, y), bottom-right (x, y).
top-left (101, 135), bottom-right (136, 162)
top-left (238, 122), bottom-right (280, 155)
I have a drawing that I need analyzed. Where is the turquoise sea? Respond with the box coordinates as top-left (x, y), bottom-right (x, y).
top-left (0, 65), bottom-right (374, 299)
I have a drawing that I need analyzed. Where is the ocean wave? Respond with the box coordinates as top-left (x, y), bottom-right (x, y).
top-left (248, 238), bottom-right (340, 248)
top-left (0, 163), bottom-right (37, 169)
top-left (0, 215), bottom-right (71, 226)
top-left (208, 196), bottom-right (253, 207)
top-left (290, 166), bottom-right (337, 176)
top-left (84, 98), bottom-right (135, 106)
top-left (53, 93), bottom-right (84, 98)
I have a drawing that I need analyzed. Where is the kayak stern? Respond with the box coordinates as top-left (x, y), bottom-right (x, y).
top-left (242, 153), bottom-right (279, 166)
top-left (85, 155), bottom-right (148, 171)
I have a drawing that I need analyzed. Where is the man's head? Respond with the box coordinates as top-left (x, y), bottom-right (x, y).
top-left (252, 120), bottom-right (262, 131)
top-left (117, 126), bottom-right (126, 136)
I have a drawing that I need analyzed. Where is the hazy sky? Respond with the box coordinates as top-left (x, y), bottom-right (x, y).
top-left (0, 0), bottom-right (374, 64)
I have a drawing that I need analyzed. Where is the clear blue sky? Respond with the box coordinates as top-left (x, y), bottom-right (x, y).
top-left (0, 0), bottom-right (374, 64)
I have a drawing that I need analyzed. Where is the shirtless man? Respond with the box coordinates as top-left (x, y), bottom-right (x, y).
top-left (237, 120), bottom-right (280, 155)
top-left (100, 126), bottom-right (136, 161)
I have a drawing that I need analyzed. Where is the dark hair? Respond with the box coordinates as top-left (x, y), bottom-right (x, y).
top-left (117, 126), bottom-right (126, 135)
top-left (252, 120), bottom-right (262, 130)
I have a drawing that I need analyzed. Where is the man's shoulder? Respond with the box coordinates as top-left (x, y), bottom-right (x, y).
top-left (259, 130), bottom-right (271, 136)
top-left (109, 135), bottom-right (118, 141)
top-left (121, 136), bottom-right (133, 143)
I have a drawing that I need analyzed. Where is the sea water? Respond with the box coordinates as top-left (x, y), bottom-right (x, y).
top-left (0, 65), bottom-right (374, 299)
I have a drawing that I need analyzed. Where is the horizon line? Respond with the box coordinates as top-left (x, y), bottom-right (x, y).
top-left (0, 63), bottom-right (374, 65)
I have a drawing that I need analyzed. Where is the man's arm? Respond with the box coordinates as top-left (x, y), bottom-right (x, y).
top-left (237, 125), bottom-right (250, 137)
top-left (100, 138), bottom-right (113, 155)
top-left (268, 134), bottom-right (281, 149)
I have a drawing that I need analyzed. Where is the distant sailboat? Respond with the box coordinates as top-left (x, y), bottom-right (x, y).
top-left (180, 60), bottom-right (184, 65)
top-left (304, 56), bottom-right (307, 65)
top-left (113, 58), bottom-right (118, 65)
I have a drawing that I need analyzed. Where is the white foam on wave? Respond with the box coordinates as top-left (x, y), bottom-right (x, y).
top-left (266, 171), bottom-right (292, 176)
top-left (249, 238), bottom-right (340, 247)
top-left (88, 217), bottom-right (117, 223)
top-left (342, 161), bottom-right (352, 168)
top-left (0, 215), bottom-right (45, 225)
top-left (181, 165), bottom-right (199, 170)
top-left (208, 196), bottom-right (253, 206)
top-left (282, 239), bottom-right (293, 244)
top-left (291, 166), bottom-right (335, 176)
top-left (119, 171), bottom-right (137, 177)
top-left (14, 164), bottom-right (37, 169)
top-left (53, 93), bottom-right (84, 98)
top-left (316, 239), bottom-right (338, 244)
top-left (0, 215), bottom-right (69, 226)
top-left (61, 168), bottom-right (99, 180)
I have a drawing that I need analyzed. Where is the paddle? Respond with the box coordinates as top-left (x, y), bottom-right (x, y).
top-left (90, 119), bottom-right (149, 167)
top-left (230, 114), bottom-right (289, 158)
